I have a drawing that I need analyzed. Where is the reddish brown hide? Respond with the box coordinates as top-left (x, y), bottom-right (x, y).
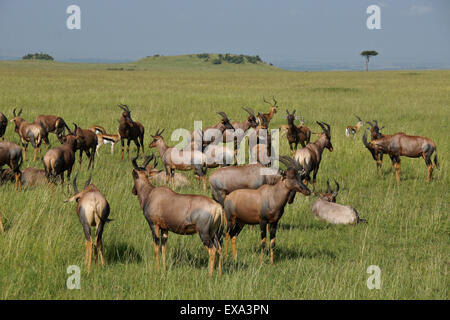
top-left (0, 141), bottom-right (23, 190)
top-left (118, 104), bottom-right (145, 160)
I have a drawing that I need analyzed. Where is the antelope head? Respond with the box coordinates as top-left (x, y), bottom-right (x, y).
top-left (148, 128), bottom-right (165, 149)
top-left (316, 121), bottom-right (333, 151)
top-left (118, 104), bottom-right (132, 119)
top-left (131, 154), bottom-right (155, 195)
top-left (217, 112), bottom-right (235, 130)
top-left (263, 96), bottom-right (278, 113)
top-left (315, 179), bottom-right (339, 203)
top-left (242, 107), bottom-right (258, 128)
top-left (279, 156), bottom-right (311, 196)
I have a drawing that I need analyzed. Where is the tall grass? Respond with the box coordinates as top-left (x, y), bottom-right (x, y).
top-left (0, 62), bottom-right (448, 299)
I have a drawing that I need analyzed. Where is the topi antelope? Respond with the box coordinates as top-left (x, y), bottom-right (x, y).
top-left (209, 163), bottom-right (284, 207)
top-left (294, 121), bottom-right (333, 184)
top-left (0, 141), bottom-right (23, 190)
top-left (0, 167), bottom-right (47, 187)
top-left (131, 155), bottom-right (225, 276)
top-left (312, 180), bottom-right (367, 224)
top-left (10, 108), bottom-right (50, 161)
top-left (285, 109), bottom-right (311, 152)
top-left (345, 115), bottom-right (363, 137)
top-left (144, 156), bottom-right (191, 188)
top-left (223, 156), bottom-right (310, 264)
top-left (73, 123), bottom-right (98, 170)
top-left (65, 173), bottom-right (111, 272)
top-left (362, 130), bottom-right (439, 182)
top-left (118, 104), bottom-right (145, 160)
top-left (0, 112), bottom-right (7, 141)
top-left (192, 112), bottom-right (235, 147)
top-left (149, 129), bottom-right (208, 192)
top-left (34, 114), bottom-right (71, 138)
top-left (223, 107), bottom-right (258, 148)
top-left (43, 130), bottom-right (79, 185)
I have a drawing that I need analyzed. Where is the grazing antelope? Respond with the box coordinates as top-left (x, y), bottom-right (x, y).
top-left (43, 130), bottom-right (79, 185)
top-left (362, 131), bottom-right (439, 182)
top-left (131, 155), bottom-right (225, 276)
top-left (34, 114), bottom-right (71, 137)
top-left (0, 112), bottom-right (7, 140)
top-left (65, 174), bottom-right (111, 272)
top-left (73, 123), bottom-right (98, 170)
top-left (149, 129), bottom-right (208, 192)
top-left (209, 163), bottom-right (284, 207)
top-left (144, 156), bottom-right (191, 188)
top-left (89, 126), bottom-right (120, 155)
top-left (118, 104), bottom-right (145, 160)
top-left (294, 121), bottom-right (333, 184)
top-left (0, 141), bottom-right (23, 190)
top-left (285, 109), bottom-right (311, 152)
top-left (345, 115), bottom-right (363, 137)
top-left (10, 108), bottom-right (50, 161)
top-left (312, 180), bottom-right (367, 224)
top-left (261, 96), bottom-right (278, 125)
top-left (223, 156), bottom-right (310, 264)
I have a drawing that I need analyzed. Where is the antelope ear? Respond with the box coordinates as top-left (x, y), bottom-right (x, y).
top-left (132, 170), bottom-right (139, 179)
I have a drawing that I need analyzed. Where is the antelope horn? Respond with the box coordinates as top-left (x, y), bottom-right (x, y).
top-left (118, 104), bottom-right (127, 111)
top-left (242, 107), bottom-right (255, 116)
top-left (316, 121), bottom-right (327, 133)
top-left (72, 173), bottom-right (79, 194)
top-left (355, 115), bottom-right (362, 122)
top-left (263, 97), bottom-right (271, 105)
top-left (373, 120), bottom-right (379, 127)
top-left (84, 174), bottom-right (92, 190)
top-left (13, 108), bottom-right (16, 117)
top-left (366, 121), bottom-right (374, 128)
top-left (332, 180), bottom-right (340, 197)
top-left (326, 179), bottom-right (331, 194)
top-left (131, 156), bottom-right (140, 170)
top-left (142, 153), bottom-right (154, 168)
top-left (18, 109), bottom-right (22, 116)
top-left (272, 96), bottom-right (278, 106)
top-left (217, 112), bottom-right (229, 121)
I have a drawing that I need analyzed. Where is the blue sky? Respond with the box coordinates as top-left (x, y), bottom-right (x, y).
top-left (0, 0), bottom-right (449, 69)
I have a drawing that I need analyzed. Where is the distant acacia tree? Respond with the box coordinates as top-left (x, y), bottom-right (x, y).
top-left (22, 52), bottom-right (54, 61)
top-left (361, 50), bottom-right (378, 71)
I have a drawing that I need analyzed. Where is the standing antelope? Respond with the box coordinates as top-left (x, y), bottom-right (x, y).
top-left (0, 112), bottom-right (7, 140)
top-left (261, 96), bottom-right (278, 125)
top-left (362, 131), bottom-right (439, 182)
top-left (34, 114), bottom-right (71, 138)
top-left (0, 141), bottom-right (23, 190)
top-left (144, 156), bottom-right (191, 188)
top-left (149, 129), bottom-right (208, 192)
top-left (65, 174), bottom-right (111, 272)
top-left (10, 108), bottom-right (50, 161)
top-left (89, 125), bottom-right (120, 155)
top-left (294, 121), bottom-right (333, 184)
top-left (223, 107), bottom-right (258, 148)
top-left (192, 112), bottom-right (235, 146)
top-left (131, 155), bottom-right (225, 276)
top-left (285, 109), bottom-right (311, 152)
top-left (118, 104), bottom-right (145, 160)
top-left (345, 115), bottom-right (363, 137)
top-left (209, 163), bottom-right (284, 207)
top-left (73, 123), bottom-right (98, 170)
top-left (312, 180), bottom-right (367, 224)
top-left (43, 130), bottom-right (79, 185)
top-left (223, 156), bottom-right (310, 264)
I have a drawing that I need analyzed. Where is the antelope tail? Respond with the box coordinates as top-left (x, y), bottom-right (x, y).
top-left (434, 150), bottom-right (439, 169)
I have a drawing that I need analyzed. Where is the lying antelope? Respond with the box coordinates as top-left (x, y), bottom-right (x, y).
top-left (209, 163), bottom-right (283, 207)
top-left (0, 112), bottom-right (7, 140)
top-left (312, 180), bottom-right (367, 224)
top-left (34, 114), bottom-right (71, 137)
top-left (345, 115), bottom-right (363, 137)
top-left (65, 174), bottom-right (111, 272)
top-left (149, 129), bottom-right (207, 192)
top-left (118, 104), bottom-right (145, 160)
top-left (73, 123), bottom-right (98, 170)
top-left (131, 155), bottom-right (225, 276)
top-left (89, 126), bottom-right (120, 155)
top-left (10, 108), bottom-right (50, 161)
top-left (362, 131), bottom-right (439, 182)
top-left (43, 130), bottom-right (79, 185)
top-left (285, 109), bottom-right (311, 152)
top-left (144, 156), bottom-right (191, 188)
top-left (223, 156), bottom-right (310, 264)
top-left (0, 167), bottom-right (47, 187)
top-left (294, 121), bottom-right (333, 184)
top-left (0, 141), bottom-right (23, 190)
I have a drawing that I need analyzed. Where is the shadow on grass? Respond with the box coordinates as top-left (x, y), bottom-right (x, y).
top-left (105, 242), bottom-right (142, 264)
top-left (275, 246), bottom-right (337, 262)
top-left (279, 222), bottom-right (333, 231)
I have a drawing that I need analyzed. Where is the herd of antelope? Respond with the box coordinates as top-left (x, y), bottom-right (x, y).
top-left (0, 99), bottom-right (439, 276)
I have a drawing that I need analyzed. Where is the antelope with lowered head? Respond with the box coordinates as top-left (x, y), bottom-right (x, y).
top-left (0, 112), bottom-right (7, 141)
top-left (34, 114), bottom-right (71, 138)
top-left (0, 141), bottom-right (23, 190)
top-left (43, 129), bottom-right (79, 185)
top-left (149, 129), bottom-right (207, 192)
top-left (285, 109), bottom-right (311, 152)
top-left (131, 155), bottom-right (225, 276)
top-left (312, 180), bottom-right (367, 224)
top-left (73, 123), bottom-right (98, 170)
top-left (345, 115), bottom-right (363, 137)
top-left (294, 121), bottom-right (333, 184)
top-left (10, 108), bottom-right (50, 161)
top-left (223, 156), bottom-right (310, 264)
top-left (362, 130), bottom-right (438, 182)
top-left (118, 104), bottom-right (145, 160)
top-left (65, 174), bottom-right (111, 272)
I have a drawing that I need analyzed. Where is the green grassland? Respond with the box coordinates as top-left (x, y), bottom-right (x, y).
top-left (0, 58), bottom-right (448, 299)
